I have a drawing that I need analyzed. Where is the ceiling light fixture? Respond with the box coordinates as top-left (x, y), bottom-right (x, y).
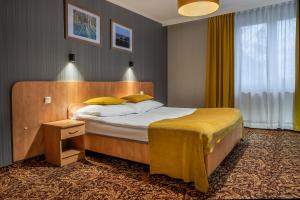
top-left (178, 0), bottom-right (220, 17)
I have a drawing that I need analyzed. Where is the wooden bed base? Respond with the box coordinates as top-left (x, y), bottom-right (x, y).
top-left (85, 122), bottom-right (243, 176)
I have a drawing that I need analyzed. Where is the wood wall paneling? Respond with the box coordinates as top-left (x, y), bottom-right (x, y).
top-left (12, 81), bottom-right (153, 162)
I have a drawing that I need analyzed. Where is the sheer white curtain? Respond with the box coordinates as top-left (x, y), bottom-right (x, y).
top-left (235, 1), bottom-right (297, 130)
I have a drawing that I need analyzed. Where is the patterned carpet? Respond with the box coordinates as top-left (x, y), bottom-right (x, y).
top-left (0, 129), bottom-right (300, 199)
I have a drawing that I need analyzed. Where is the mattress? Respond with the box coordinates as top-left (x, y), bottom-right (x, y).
top-left (75, 107), bottom-right (196, 142)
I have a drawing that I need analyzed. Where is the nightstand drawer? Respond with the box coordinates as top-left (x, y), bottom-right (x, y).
top-left (61, 152), bottom-right (85, 166)
top-left (61, 125), bottom-right (85, 140)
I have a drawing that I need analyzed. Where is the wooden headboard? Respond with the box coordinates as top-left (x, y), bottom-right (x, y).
top-left (12, 81), bottom-right (154, 162)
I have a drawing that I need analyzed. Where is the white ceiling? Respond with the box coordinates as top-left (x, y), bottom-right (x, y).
top-left (106, 0), bottom-right (291, 26)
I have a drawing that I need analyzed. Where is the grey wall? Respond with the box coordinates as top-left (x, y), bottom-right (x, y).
top-left (168, 19), bottom-right (208, 108)
top-left (0, 0), bottom-right (167, 167)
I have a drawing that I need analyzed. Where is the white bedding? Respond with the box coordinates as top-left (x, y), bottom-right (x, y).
top-left (83, 121), bottom-right (149, 142)
top-left (74, 107), bottom-right (196, 142)
top-left (75, 107), bottom-right (196, 129)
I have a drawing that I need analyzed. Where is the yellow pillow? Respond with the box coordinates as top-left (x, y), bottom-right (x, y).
top-left (84, 97), bottom-right (126, 105)
top-left (122, 94), bottom-right (154, 103)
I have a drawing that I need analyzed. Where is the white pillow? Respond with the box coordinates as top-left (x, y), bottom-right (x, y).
top-left (74, 104), bottom-right (136, 117)
top-left (127, 100), bottom-right (163, 113)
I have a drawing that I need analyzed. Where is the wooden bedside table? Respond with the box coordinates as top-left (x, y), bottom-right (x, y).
top-left (43, 120), bottom-right (85, 166)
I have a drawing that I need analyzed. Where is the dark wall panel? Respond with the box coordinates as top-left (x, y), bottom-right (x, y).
top-left (0, 0), bottom-right (167, 167)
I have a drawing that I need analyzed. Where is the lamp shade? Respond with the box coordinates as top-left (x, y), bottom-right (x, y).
top-left (178, 0), bottom-right (220, 16)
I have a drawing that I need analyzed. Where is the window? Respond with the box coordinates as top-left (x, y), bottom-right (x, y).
top-left (234, 1), bottom-right (296, 129)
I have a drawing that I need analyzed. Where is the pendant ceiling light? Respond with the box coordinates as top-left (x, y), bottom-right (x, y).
top-left (178, 0), bottom-right (220, 17)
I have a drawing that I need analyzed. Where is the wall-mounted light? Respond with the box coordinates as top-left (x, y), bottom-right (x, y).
top-left (69, 53), bottom-right (76, 63)
top-left (129, 61), bottom-right (134, 68)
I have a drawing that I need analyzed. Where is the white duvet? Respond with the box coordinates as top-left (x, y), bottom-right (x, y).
top-left (74, 107), bottom-right (196, 129)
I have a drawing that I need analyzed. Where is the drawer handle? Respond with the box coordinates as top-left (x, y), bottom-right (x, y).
top-left (68, 130), bottom-right (79, 135)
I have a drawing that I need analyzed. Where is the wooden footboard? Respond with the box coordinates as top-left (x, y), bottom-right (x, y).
top-left (85, 122), bottom-right (243, 176)
top-left (205, 123), bottom-right (243, 176)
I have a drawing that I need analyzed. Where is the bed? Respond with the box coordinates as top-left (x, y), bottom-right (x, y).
top-left (70, 103), bottom-right (243, 192)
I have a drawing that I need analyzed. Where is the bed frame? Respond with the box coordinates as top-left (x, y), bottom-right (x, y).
top-left (12, 81), bottom-right (243, 176)
top-left (84, 124), bottom-right (243, 176)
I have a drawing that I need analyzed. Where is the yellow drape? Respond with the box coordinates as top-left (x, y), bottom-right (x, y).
top-left (205, 13), bottom-right (234, 108)
top-left (295, 0), bottom-right (300, 131)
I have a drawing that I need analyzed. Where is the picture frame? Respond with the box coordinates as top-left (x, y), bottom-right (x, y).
top-left (65, 0), bottom-right (102, 46)
top-left (111, 20), bottom-right (133, 52)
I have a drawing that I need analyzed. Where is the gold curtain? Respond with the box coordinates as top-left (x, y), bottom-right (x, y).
top-left (295, 0), bottom-right (300, 131)
top-left (205, 13), bottom-right (234, 108)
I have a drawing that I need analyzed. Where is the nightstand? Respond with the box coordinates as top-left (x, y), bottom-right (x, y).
top-left (43, 120), bottom-right (85, 166)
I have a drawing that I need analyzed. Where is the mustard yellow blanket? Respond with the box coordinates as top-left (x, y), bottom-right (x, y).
top-left (148, 108), bottom-right (243, 193)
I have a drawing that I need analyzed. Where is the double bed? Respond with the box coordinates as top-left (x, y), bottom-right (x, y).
top-left (71, 103), bottom-right (243, 192)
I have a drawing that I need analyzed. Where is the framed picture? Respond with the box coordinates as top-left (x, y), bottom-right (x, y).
top-left (111, 21), bottom-right (133, 52)
top-left (65, 1), bottom-right (101, 46)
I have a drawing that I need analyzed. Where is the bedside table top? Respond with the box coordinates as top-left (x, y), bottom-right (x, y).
top-left (43, 119), bottom-right (85, 129)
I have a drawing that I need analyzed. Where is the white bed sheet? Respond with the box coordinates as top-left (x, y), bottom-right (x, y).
top-left (84, 120), bottom-right (149, 142)
top-left (74, 107), bottom-right (196, 142)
